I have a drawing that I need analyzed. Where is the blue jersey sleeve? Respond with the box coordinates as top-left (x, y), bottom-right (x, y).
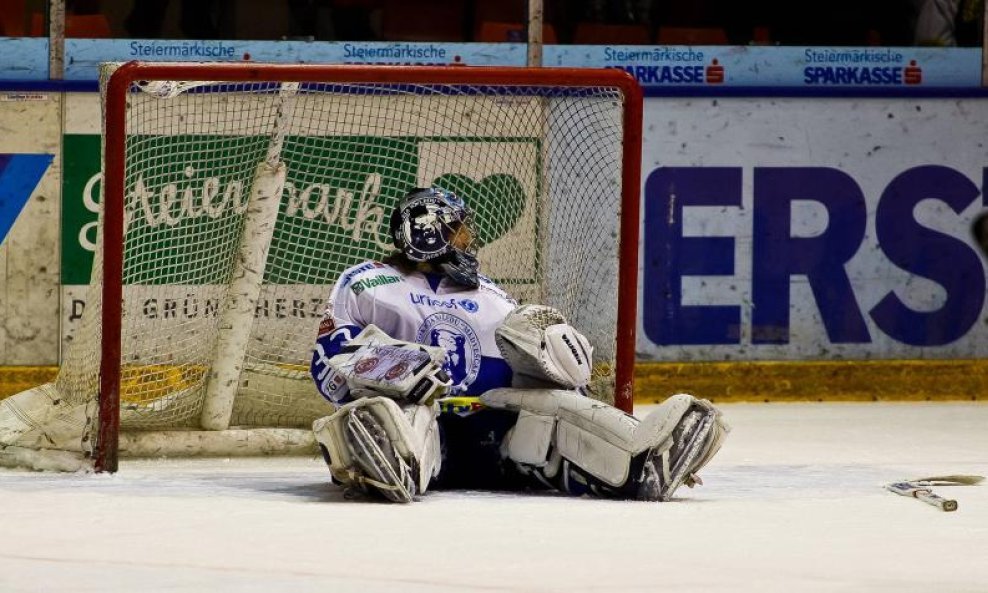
top-left (311, 264), bottom-right (370, 405)
top-left (310, 324), bottom-right (361, 404)
top-left (466, 355), bottom-right (513, 395)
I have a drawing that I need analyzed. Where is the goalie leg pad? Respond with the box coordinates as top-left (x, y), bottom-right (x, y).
top-left (481, 389), bottom-right (729, 500)
top-left (312, 397), bottom-right (441, 503)
top-left (635, 396), bottom-right (729, 501)
top-left (346, 406), bottom-right (417, 502)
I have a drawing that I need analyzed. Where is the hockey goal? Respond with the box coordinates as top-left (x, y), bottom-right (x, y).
top-left (0, 62), bottom-right (642, 472)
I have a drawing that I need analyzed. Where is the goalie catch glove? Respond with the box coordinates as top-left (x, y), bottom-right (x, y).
top-left (495, 304), bottom-right (594, 389)
top-left (328, 325), bottom-right (452, 405)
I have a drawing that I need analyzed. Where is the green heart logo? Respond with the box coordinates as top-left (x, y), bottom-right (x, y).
top-left (431, 173), bottom-right (526, 245)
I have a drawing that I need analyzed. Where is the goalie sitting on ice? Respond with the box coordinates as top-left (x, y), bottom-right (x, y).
top-left (309, 187), bottom-right (729, 503)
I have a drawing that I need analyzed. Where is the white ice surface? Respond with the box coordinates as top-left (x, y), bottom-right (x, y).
top-left (1, 402), bottom-right (986, 593)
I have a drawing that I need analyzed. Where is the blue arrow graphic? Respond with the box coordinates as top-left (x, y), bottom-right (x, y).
top-left (0, 153), bottom-right (54, 245)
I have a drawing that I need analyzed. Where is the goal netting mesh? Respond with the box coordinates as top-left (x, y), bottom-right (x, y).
top-left (0, 62), bottom-right (639, 471)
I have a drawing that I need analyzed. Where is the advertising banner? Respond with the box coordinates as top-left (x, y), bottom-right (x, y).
top-left (36, 65), bottom-right (988, 372)
top-left (56, 40), bottom-right (983, 90)
top-left (64, 39), bottom-right (527, 80)
top-left (549, 46), bottom-right (980, 89)
top-left (59, 92), bottom-right (546, 354)
top-left (62, 91), bottom-right (988, 365)
top-left (638, 97), bottom-right (988, 362)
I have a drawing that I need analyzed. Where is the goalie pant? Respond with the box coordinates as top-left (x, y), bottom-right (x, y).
top-left (481, 388), bottom-right (729, 501)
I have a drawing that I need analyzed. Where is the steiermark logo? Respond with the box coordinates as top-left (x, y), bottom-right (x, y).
top-left (61, 133), bottom-right (533, 286)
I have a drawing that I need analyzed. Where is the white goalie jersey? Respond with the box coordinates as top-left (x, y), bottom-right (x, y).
top-left (311, 260), bottom-right (518, 404)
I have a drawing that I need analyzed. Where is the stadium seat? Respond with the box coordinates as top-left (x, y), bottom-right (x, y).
top-left (473, 0), bottom-right (525, 26)
top-left (656, 26), bottom-right (729, 45)
top-left (752, 26), bottom-right (772, 45)
top-left (573, 22), bottom-right (650, 45)
top-left (380, 0), bottom-right (465, 42)
top-left (30, 12), bottom-right (112, 38)
top-left (476, 21), bottom-right (557, 43)
top-left (1, 0), bottom-right (27, 37)
top-left (471, 0), bottom-right (564, 42)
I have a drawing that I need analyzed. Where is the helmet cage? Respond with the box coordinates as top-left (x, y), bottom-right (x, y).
top-left (390, 187), bottom-right (480, 288)
top-left (392, 189), bottom-right (478, 263)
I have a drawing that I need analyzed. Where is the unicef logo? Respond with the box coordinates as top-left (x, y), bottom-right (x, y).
top-left (457, 299), bottom-right (479, 313)
top-left (416, 312), bottom-right (482, 393)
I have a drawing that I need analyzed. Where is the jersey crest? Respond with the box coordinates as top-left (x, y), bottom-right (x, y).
top-left (416, 312), bottom-right (482, 393)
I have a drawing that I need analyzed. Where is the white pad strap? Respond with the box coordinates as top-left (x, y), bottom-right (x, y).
top-left (313, 397), bottom-right (441, 502)
top-left (495, 305), bottom-right (593, 389)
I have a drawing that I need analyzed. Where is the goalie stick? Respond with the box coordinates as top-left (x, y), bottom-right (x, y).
top-left (884, 474), bottom-right (984, 512)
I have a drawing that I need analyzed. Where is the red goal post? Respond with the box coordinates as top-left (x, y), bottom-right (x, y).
top-left (95, 62), bottom-right (643, 471)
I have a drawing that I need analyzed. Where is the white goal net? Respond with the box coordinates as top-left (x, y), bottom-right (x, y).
top-left (0, 62), bottom-right (641, 471)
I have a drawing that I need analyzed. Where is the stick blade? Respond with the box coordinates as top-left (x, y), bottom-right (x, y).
top-left (910, 474), bottom-right (985, 486)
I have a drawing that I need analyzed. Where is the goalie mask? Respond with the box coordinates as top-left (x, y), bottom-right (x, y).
top-left (390, 187), bottom-right (480, 288)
